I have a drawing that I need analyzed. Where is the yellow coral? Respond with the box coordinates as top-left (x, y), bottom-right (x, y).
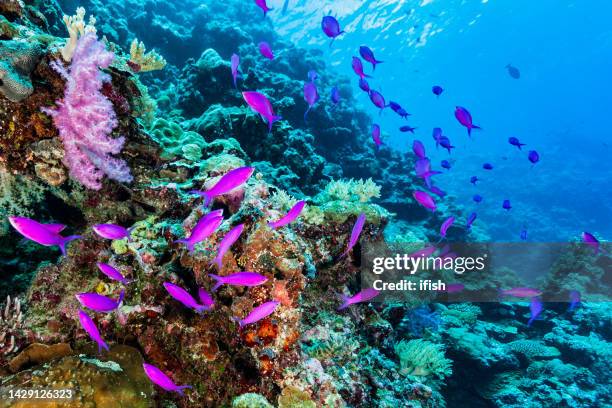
top-left (129, 39), bottom-right (167, 72)
top-left (61, 7), bottom-right (96, 62)
top-left (319, 178), bottom-right (381, 203)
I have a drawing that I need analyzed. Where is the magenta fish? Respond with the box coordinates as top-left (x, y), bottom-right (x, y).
top-left (210, 272), bottom-right (268, 291)
top-left (258, 41), bottom-right (274, 60)
top-left (371, 124), bottom-right (384, 150)
top-left (528, 297), bottom-right (543, 326)
top-left (8, 216), bottom-right (81, 256)
top-left (198, 288), bottom-right (215, 309)
top-left (78, 310), bottom-right (109, 353)
top-left (500, 287), bottom-right (542, 298)
top-left (92, 223), bottom-right (131, 241)
top-left (429, 185), bottom-right (447, 198)
top-left (414, 158), bottom-right (441, 187)
top-left (191, 166), bottom-right (254, 207)
top-left (321, 16), bottom-right (344, 46)
top-left (235, 300), bottom-right (280, 328)
top-left (454, 106), bottom-right (481, 137)
top-left (440, 216), bottom-right (455, 238)
top-left (445, 283), bottom-right (465, 293)
top-left (409, 245), bottom-right (437, 258)
top-left (163, 282), bottom-right (210, 312)
top-left (242, 91), bottom-right (282, 132)
top-left (269, 200), bottom-right (306, 229)
top-left (76, 290), bottom-right (125, 313)
top-left (175, 212), bottom-right (224, 252)
top-left (341, 213), bottom-right (366, 258)
top-left (143, 363), bottom-right (192, 395)
top-left (338, 288), bottom-right (380, 310)
top-left (303, 82), bottom-right (319, 121)
top-left (254, 0), bottom-right (272, 16)
top-left (359, 78), bottom-right (370, 92)
top-left (582, 232), bottom-right (599, 254)
top-left (359, 46), bottom-right (383, 70)
top-left (230, 53), bottom-right (240, 88)
top-left (369, 90), bottom-right (387, 112)
top-left (351, 57), bottom-right (371, 80)
top-left (212, 223), bottom-right (244, 269)
top-left (412, 140), bottom-right (426, 159)
top-left (97, 262), bottom-right (132, 285)
top-left (466, 212), bottom-right (477, 229)
top-left (413, 191), bottom-right (436, 211)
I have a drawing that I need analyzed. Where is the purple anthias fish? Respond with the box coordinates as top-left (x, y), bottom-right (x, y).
top-left (438, 136), bottom-right (455, 154)
top-left (470, 176), bottom-right (479, 185)
top-left (191, 166), bottom-right (255, 207)
top-left (396, 108), bottom-right (410, 119)
top-left (78, 310), bottom-right (109, 353)
top-left (371, 124), bottom-right (383, 150)
top-left (389, 101), bottom-right (402, 112)
top-left (341, 213), bottom-right (366, 258)
top-left (143, 363), bottom-right (192, 395)
top-left (351, 57), bottom-right (371, 80)
top-left (210, 271), bottom-right (268, 291)
top-left (582, 232), bottom-right (600, 254)
top-left (413, 191), bottom-right (436, 211)
top-left (175, 211), bottom-right (224, 252)
top-left (242, 91), bottom-right (282, 132)
top-left (440, 216), bottom-right (455, 238)
top-left (97, 262), bottom-right (132, 285)
top-left (330, 86), bottom-right (341, 104)
top-left (432, 85), bottom-right (443, 97)
top-left (338, 288), bottom-right (380, 310)
top-left (359, 46), bottom-right (383, 70)
top-left (409, 245), bottom-right (437, 258)
top-left (502, 199), bottom-right (512, 210)
top-left (466, 212), bottom-right (477, 229)
top-left (400, 126), bottom-right (417, 133)
top-left (528, 150), bottom-right (540, 164)
top-left (92, 223), bottom-right (131, 241)
top-left (212, 223), bottom-right (244, 269)
top-left (568, 290), bottom-right (581, 312)
top-left (473, 194), bottom-right (483, 203)
top-left (303, 82), bottom-right (319, 121)
top-left (254, 0), bottom-right (272, 16)
top-left (358, 78), bottom-right (370, 92)
top-left (429, 185), bottom-right (447, 198)
top-left (445, 283), bottom-right (465, 293)
top-left (412, 140), bottom-right (426, 159)
top-left (454, 106), bottom-right (481, 137)
top-left (76, 290), bottom-right (125, 313)
top-left (163, 282), bottom-right (210, 312)
top-left (500, 287), bottom-right (542, 298)
top-left (432, 127), bottom-right (443, 147)
top-left (369, 90), bottom-right (387, 112)
top-left (441, 160), bottom-right (451, 170)
top-left (483, 163), bottom-right (493, 170)
top-left (198, 288), bottom-right (215, 309)
top-left (508, 136), bottom-right (526, 150)
top-left (230, 53), bottom-right (240, 88)
top-left (415, 158), bottom-right (441, 187)
top-left (235, 300), bottom-right (280, 328)
top-left (321, 16), bottom-right (344, 46)
top-left (8, 216), bottom-right (81, 256)
top-left (269, 200), bottom-right (306, 229)
top-left (258, 41), bottom-right (274, 60)
top-left (528, 297), bottom-right (543, 327)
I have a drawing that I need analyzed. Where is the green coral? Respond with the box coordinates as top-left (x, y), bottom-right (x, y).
top-left (317, 178), bottom-right (381, 204)
top-left (442, 303), bottom-right (482, 327)
top-left (507, 339), bottom-right (561, 359)
top-left (277, 386), bottom-right (316, 408)
top-left (0, 166), bottom-right (46, 236)
top-left (394, 339), bottom-right (452, 379)
top-left (232, 393), bottom-right (273, 408)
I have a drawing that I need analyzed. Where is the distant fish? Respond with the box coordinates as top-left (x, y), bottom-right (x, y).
top-left (76, 290), bottom-right (125, 313)
top-left (174, 211), bottom-right (223, 252)
top-left (500, 287), bottom-right (542, 298)
top-left (502, 199), bottom-right (512, 210)
top-left (78, 310), bottom-right (109, 353)
top-left (351, 57), bottom-right (371, 79)
top-left (415, 158), bottom-right (441, 187)
top-left (230, 53), bottom-right (241, 88)
top-left (234, 300), bottom-right (280, 328)
top-left (92, 223), bottom-right (131, 241)
top-left (454, 106), bottom-right (481, 137)
top-left (358, 78), bottom-right (371, 92)
top-left (528, 297), bottom-right (543, 326)
top-left (338, 288), bottom-right (380, 310)
top-left (97, 262), bottom-right (132, 285)
top-left (582, 232), bottom-right (600, 254)
top-left (483, 163), bottom-right (493, 170)
top-left (473, 194), bottom-right (483, 203)
top-left (321, 16), bottom-right (344, 46)
top-left (440, 216), bottom-right (455, 238)
top-left (413, 191), bottom-right (436, 211)
top-left (412, 140), bottom-right (426, 159)
top-left (520, 228), bottom-right (528, 240)
top-left (330, 86), bottom-right (341, 104)
top-left (163, 282), bottom-right (210, 312)
top-left (143, 363), bottom-right (192, 395)
top-left (212, 223), bottom-right (244, 270)
top-left (528, 150), bottom-right (539, 165)
top-left (508, 136), bottom-right (526, 150)
top-left (445, 283), bottom-right (465, 293)
top-left (432, 127), bottom-right (443, 148)
top-left (242, 91), bottom-right (282, 132)
top-left (466, 212), bottom-right (477, 229)
top-left (439, 136), bottom-right (455, 154)
top-left (396, 108), bottom-right (410, 119)
top-left (8, 216), bottom-right (81, 256)
top-left (428, 185), bottom-right (447, 198)
top-left (258, 41), bottom-right (274, 60)
top-left (506, 63), bottom-right (520, 79)
top-left (269, 200), bottom-right (306, 229)
top-left (341, 213), bottom-right (366, 258)
top-left (303, 81), bottom-right (320, 121)
top-left (359, 46), bottom-right (383, 70)
top-left (368, 90), bottom-right (387, 112)
top-left (568, 290), bottom-right (581, 312)
top-left (432, 85), bottom-right (443, 97)
top-left (470, 176), bottom-right (479, 185)
top-left (210, 271), bottom-right (268, 291)
top-left (371, 124), bottom-right (384, 150)
top-left (307, 70), bottom-right (318, 82)
top-left (389, 101), bottom-right (402, 112)
top-left (198, 288), bottom-right (215, 309)
top-left (400, 125), bottom-right (417, 133)
top-left (441, 160), bottom-right (451, 170)
top-left (190, 166), bottom-right (254, 207)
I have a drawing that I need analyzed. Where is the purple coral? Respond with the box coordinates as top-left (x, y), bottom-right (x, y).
top-left (42, 32), bottom-right (132, 190)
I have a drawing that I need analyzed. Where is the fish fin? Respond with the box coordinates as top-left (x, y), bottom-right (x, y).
top-left (203, 193), bottom-right (213, 207)
top-left (45, 223), bottom-right (66, 233)
top-left (337, 295), bottom-right (351, 311)
top-left (117, 289), bottom-right (125, 307)
top-left (304, 107), bottom-right (310, 123)
top-left (59, 235), bottom-right (82, 256)
top-left (209, 274), bottom-right (223, 291)
top-left (176, 385), bottom-right (192, 396)
top-left (232, 316), bottom-right (244, 328)
top-left (527, 317), bottom-right (535, 327)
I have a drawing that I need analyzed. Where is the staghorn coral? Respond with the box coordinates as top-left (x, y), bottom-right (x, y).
top-left (60, 7), bottom-right (97, 62)
top-left (0, 39), bottom-right (43, 102)
top-left (394, 339), bottom-right (452, 379)
top-left (129, 38), bottom-right (167, 72)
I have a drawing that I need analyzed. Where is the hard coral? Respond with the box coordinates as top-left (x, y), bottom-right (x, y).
top-left (394, 339), bottom-right (452, 379)
top-left (0, 39), bottom-right (43, 102)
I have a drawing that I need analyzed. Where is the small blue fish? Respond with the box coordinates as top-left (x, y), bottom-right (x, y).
top-left (359, 46), bottom-right (383, 70)
top-left (303, 81), bottom-right (320, 121)
top-left (502, 199), bottom-right (512, 210)
top-left (470, 176), bottom-right (479, 185)
top-left (473, 194), bottom-right (483, 203)
top-left (466, 212), bottom-right (477, 229)
top-left (389, 101), bottom-right (402, 112)
top-left (400, 125), bottom-right (417, 133)
top-left (508, 136), bottom-right (526, 150)
top-left (432, 85), bottom-right (443, 97)
top-left (483, 163), bottom-right (493, 170)
top-left (440, 160), bottom-right (451, 170)
top-left (520, 229), bottom-right (528, 240)
top-left (396, 108), bottom-right (410, 119)
top-left (527, 297), bottom-right (543, 326)
top-left (439, 136), bottom-right (455, 154)
top-left (528, 150), bottom-right (539, 164)
top-left (330, 86), bottom-right (340, 104)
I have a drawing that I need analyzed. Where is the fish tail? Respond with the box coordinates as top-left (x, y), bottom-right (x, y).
top-left (117, 289), bottom-right (125, 306)
top-left (59, 235), bottom-right (82, 256)
top-left (203, 193), bottom-right (213, 207)
top-left (211, 256), bottom-right (223, 270)
top-left (303, 108), bottom-right (310, 123)
top-left (232, 316), bottom-right (244, 328)
top-left (337, 295), bottom-right (351, 311)
top-left (527, 317), bottom-right (535, 327)
top-left (176, 385), bottom-right (192, 396)
top-left (267, 221), bottom-right (278, 230)
top-left (210, 274), bottom-right (224, 291)
top-left (98, 339), bottom-right (110, 354)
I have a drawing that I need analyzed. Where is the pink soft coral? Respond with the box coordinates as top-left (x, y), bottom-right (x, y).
top-left (42, 32), bottom-right (132, 190)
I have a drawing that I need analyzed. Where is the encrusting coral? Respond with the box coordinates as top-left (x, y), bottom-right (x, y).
top-left (0, 40), bottom-right (44, 102)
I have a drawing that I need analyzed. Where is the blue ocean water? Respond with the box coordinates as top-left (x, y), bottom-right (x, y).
top-left (275, 0), bottom-right (612, 242)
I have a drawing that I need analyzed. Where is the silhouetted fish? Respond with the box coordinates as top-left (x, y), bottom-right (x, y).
top-left (506, 63), bottom-right (520, 79)
top-left (359, 46), bottom-right (383, 70)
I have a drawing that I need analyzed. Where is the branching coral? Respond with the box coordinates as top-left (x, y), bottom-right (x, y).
top-left (129, 39), bottom-right (167, 72)
top-left (317, 178), bottom-right (381, 203)
top-left (42, 32), bottom-right (132, 190)
top-left (394, 339), bottom-right (452, 379)
top-left (60, 7), bottom-right (97, 62)
top-left (0, 295), bottom-right (26, 361)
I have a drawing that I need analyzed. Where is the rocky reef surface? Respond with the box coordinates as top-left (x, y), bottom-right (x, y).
top-left (0, 1), bottom-right (609, 407)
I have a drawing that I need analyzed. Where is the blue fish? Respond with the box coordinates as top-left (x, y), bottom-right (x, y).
top-left (508, 136), bottom-right (526, 150)
top-left (527, 297), bottom-right (543, 326)
top-left (359, 46), bottom-right (383, 70)
top-left (473, 194), bottom-right (483, 203)
top-left (502, 199), bottom-right (512, 210)
top-left (440, 160), bottom-right (451, 170)
top-left (432, 85), bottom-right (443, 97)
top-left (483, 163), bottom-right (493, 170)
top-left (470, 176), bottom-right (479, 185)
